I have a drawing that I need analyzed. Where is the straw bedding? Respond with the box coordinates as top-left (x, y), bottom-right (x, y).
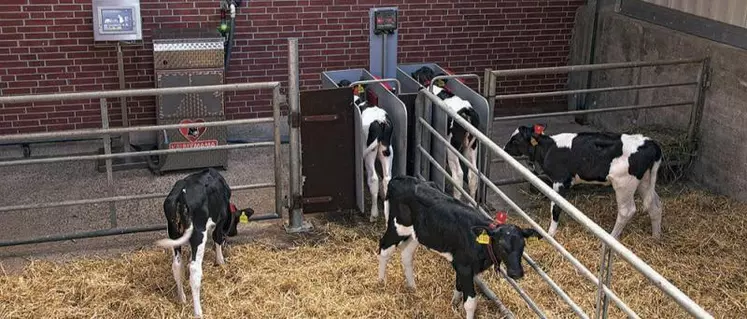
top-left (0, 185), bottom-right (745, 319)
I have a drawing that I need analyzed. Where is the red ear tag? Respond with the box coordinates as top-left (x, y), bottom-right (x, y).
top-left (533, 124), bottom-right (545, 135)
top-left (495, 211), bottom-right (508, 225)
top-left (229, 203), bottom-right (237, 214)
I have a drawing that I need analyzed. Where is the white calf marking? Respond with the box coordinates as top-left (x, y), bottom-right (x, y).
top-left (378, 245), bottom-right (396, 282)
top-left (464, 296), bottom-right (478, 319)
top-left (188, 219), bottom-right (215, 318)
top-left (400, 238), bottom-right (419, 288)
top-left (510, 128), bottom-right (519, 138)
top-left (550, 133), bottom-right (577, 149)
top-left (171, 250), bottom-right (187, 304)
top-left (393, 219), bottom-right (414, 237)
top-left (548, 182), bottom-right (563, 236)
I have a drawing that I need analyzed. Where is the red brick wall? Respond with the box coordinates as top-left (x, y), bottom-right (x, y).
top-left (0, 0), bottom-right (583, 135)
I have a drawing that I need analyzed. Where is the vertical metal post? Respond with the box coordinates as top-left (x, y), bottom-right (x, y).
top-left (116, 42), bottom-right (131, 155)
top-left (272, 85), bottom-right (283, 217)
top-left (687, 58), bottom-right (709, 158)
top-left (100, 98), bottom-right (117, 228)
top-left (479, 68), bottom-right (494, 204)
top-left (413, 91), bottom-right (423, 178)
top-left (594, 244), bottom-right (613, 319)
top-left (286, 38), bottom-right (311, 233)
top-left (381, 33), bottom-right (387, 78)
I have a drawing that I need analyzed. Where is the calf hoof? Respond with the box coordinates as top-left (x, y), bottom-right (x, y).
top-left (177, 293), bottom-right (187, 304)
top-left (369, 215), bottom-right (378, 223)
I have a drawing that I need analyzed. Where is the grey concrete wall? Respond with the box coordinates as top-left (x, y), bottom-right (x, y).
top-left (570, 4), bottom-right (747, 201)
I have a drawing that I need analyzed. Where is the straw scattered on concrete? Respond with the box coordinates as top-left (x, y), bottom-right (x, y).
top-left (0, 185), bottom-right (745, 319)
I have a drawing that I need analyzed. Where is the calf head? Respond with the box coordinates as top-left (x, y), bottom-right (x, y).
top-left (411, 66), bottom-right (436, 86)
top-left (503, 124), bottom-right (547, 157)
top-left (472, 224), bottom-right (542, 279)
top-left (226, 203), bottom-right (255, 237)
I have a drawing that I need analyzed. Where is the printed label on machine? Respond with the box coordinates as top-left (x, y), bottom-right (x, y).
top-left (168, 140), bottom-right (218, 149)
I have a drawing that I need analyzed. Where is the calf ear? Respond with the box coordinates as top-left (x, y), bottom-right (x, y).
top-left (471, 225), bottom-right (490, 236)
top-left (521, 228), bottom-right (543, 240)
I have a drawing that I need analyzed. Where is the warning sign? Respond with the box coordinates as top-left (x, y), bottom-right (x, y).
top-left (168, 140), bottom-right (218, 149)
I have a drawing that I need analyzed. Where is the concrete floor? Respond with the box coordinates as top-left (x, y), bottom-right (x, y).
top-left (0, 116), bottom-right (597, 274)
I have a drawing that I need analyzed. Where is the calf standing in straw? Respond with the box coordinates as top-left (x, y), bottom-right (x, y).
top-left (155, 168), bottom-right (253, 318)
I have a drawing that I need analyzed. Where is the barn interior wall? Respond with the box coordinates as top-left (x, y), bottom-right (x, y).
top-left (569, 2), bottom-right (747, 201)
top-left (0, 0), bottom-right (584, 139)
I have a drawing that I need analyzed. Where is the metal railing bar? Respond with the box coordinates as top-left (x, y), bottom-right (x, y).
top-left (497, 265), bottom-right (549, 318)
top-left (0, 212), bottom-right (282, 248)
top-left (0, 82), bottom-right (281, 104)
top-left (495, 81), bottom-right (697, 100)
top-left (0, 183), bottom-right (275, 213)
top-left (0, 117), bottom-right (274, 144)
top-left (490, 58), bottom-right (703, 77)
top-left (474, 275), bottom-right (517, 319)
top-left (416, 146), bottom-right (488, 217)
top-left (0, 141), bottom-right (275, 167)
top-left (419, 117), bottom-right (588, 317)
top-left (422, 89), bottom-right (713, 319)
top-left (523, 253), bottom-right (590, 319)
top-left (493, 101), bottom-right (692, 122)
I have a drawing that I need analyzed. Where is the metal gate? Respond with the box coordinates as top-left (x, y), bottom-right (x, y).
top-left (414, 72), bottom-right (712, 317)
top-left (298, 88), bottom-right (358, 213)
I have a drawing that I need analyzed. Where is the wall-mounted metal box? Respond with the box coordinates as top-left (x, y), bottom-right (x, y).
top-left (92, 0), bottom-right (142, 42)
top-left (152, 28), bottom-right (228, 174)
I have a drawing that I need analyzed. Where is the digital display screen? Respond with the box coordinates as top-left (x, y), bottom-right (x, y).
top-left (374, 10), bottom-right (397, 31)
top-left (100, 8), bottom-right (135, 33)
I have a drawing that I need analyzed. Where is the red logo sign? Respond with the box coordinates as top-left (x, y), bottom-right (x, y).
top-left (178, 119), bottom-right (207, 142)
top-left (168, 140), bottom-right (218, 149)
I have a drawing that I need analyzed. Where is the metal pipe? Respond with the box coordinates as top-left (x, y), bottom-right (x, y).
top-left (495, 81), bottom-right (697, 100)
top-left (0, 141), bottom-right (275, 167)
top-left (287, 38), bottom-right (305, 231)
top-left (420, 117), bottom-right (589, 317)
top-left (421, 89), bottom-right (713, 319)
top-left (491, 58), bottom-right (703, 77)
top-left (349, 79), bottom-right (402, 95)
top-left (381, 33), bottom-right (387, 79)
top-left (523, 253), bottom-right (589, 319)
top-left (0, 117), bottom-right (274, 143)
top-left (0, 183), bottom-right (275, 213)
top-left (271, 86), bottom-right (284, 218)
top-left (116, 41), bottom-right (131, 155)
top-left (493, 101), bottom-right (693, 122)
top-left (0, 212), bottom-right (282, 248)
top-left (474, 275), bottom-right (517, 319)
top-left (0, 82), bottom-right (280, 104)
top-left (687, 58), bottom-right (710, 152)
top-left (428, 74), bottom-right (482, 95)
top-left (497, 265), bottom-right (548, 318)
top-left (100, 98), bottom-right (117, 228)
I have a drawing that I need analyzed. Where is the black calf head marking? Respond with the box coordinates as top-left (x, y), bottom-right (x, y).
top-left (503, 124), bottom-right (547, 157)
top-left (471, 224), bottom-right (542, 280)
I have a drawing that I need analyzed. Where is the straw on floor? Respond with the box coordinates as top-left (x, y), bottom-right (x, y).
top-left (0, 185), bottom-right (745, 319)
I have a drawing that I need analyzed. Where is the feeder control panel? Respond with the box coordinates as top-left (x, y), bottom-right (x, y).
top-left (92, 0), bottom-right (142, 42)
top-left (373, 8), bottom-right (398, 35)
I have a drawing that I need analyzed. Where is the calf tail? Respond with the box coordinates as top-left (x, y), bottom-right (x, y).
top-left (155, 224), bottom-right (194, 248)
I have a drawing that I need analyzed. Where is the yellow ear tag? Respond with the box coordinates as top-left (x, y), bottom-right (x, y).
top-left (239, 213), bottom-right (249, 224)
top-left (476, 230), bottom-right (491, 245)
top-left (434, 79), bottom-right (445, 87)
top-left (530, 137), bottom-right (538, 146)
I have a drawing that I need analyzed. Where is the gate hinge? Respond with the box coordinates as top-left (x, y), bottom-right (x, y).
top-left (288, 111), bottom-right (301, 128)
top-left (288, 193), bottom-right (303, 210)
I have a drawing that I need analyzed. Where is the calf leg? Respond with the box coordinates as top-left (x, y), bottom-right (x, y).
top-left (451, 272), bottom-right (463, 307)
top-left (610, 176), bottom-right (639, 239)
top-left (171, 248), bottom-right (187, 304)
top-left (455, 265), bottom-right (477, 319)
top-left (364, 149), bottom-right (380, 222)
top-left (463, 144), bottom-right (478, 200)
top-left (447, 149), bottom-right (464, 200)
top-left (378, 144), bottom-right (394, 221)
top-left (548, 179), bottom-right (571, 236)
top-left (377, 226), bottom-right (407, 283)
top-left (637, 167), bottom-right (662, 240)
top-left (188, 224), bottom-right (210, 318)
top-left (212, 218), bottom-right (227, 265)
top-left (399, 237), bottom-right (419, 289)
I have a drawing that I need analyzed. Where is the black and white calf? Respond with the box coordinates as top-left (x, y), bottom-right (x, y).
top-left (503, 124), bottom-right (663, 239)
top-left (378, 175), bottom-right (541, 319)
top-left (155, 168), bottom-right (254, 318)
top-left (338, 80), bottom-right (395, 222)
top-left (410, 67), bottom-right (481, 201)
